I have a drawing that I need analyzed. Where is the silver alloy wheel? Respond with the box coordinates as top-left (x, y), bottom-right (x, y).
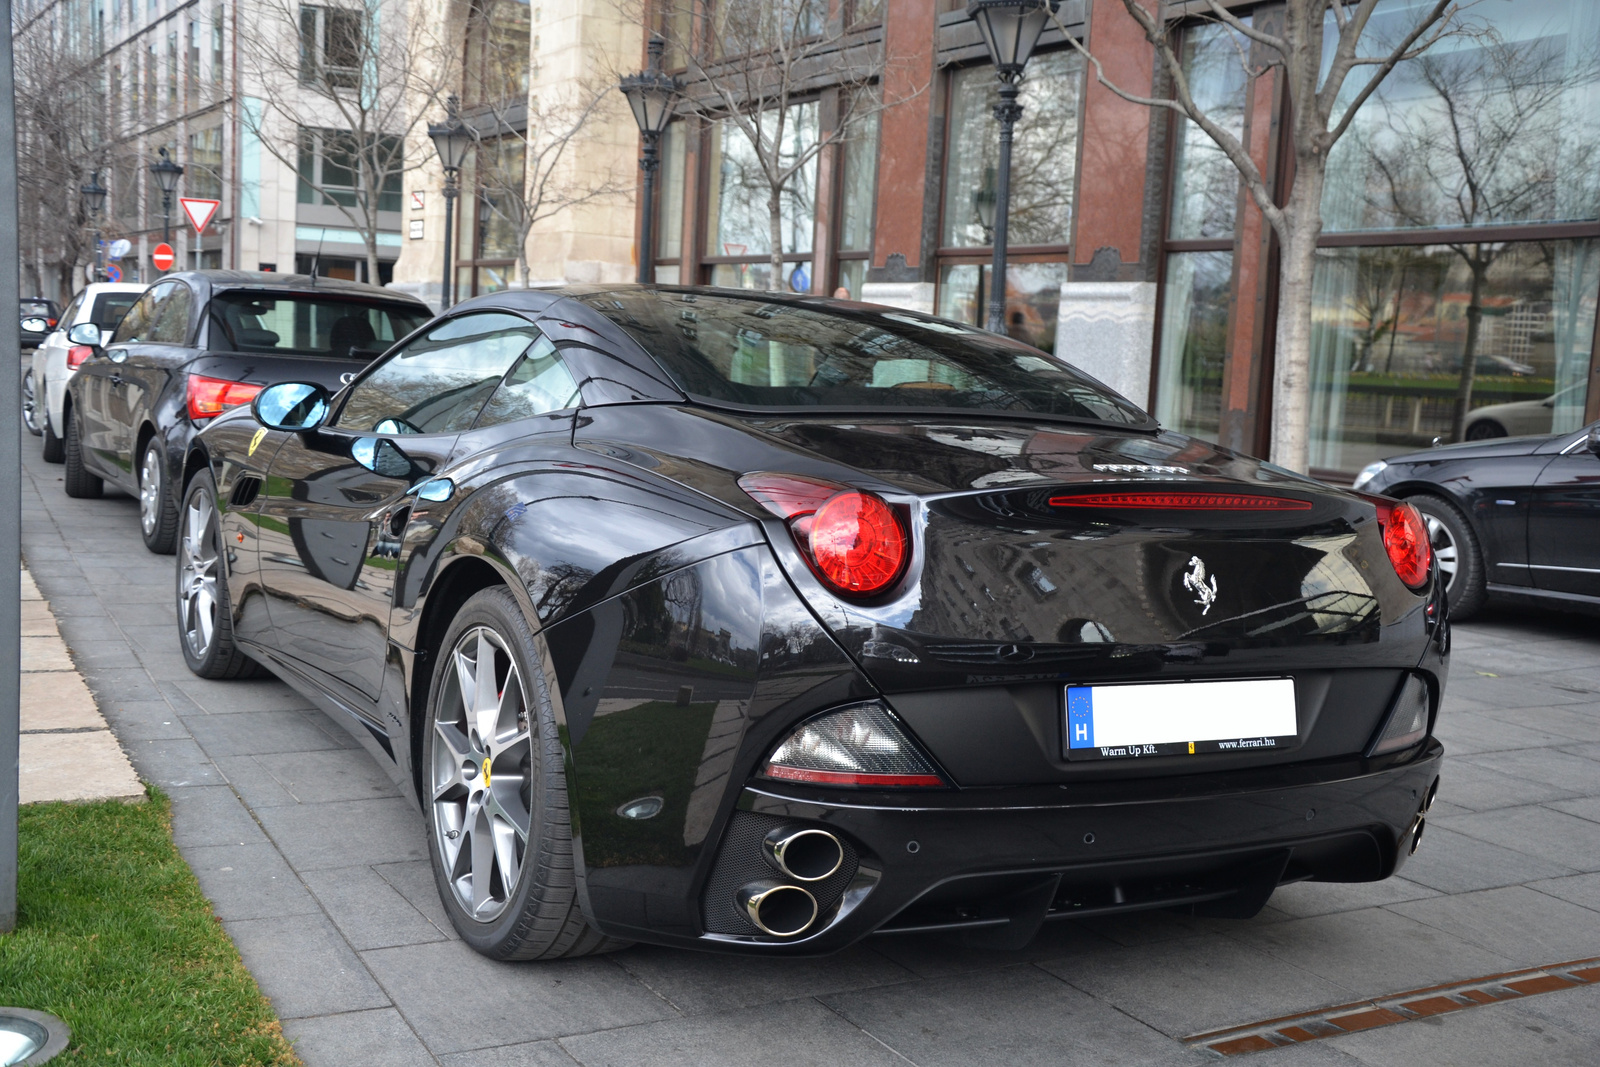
top-left (1423, 514), bottom-right (1458, 590)
top-left (431, 626), bottom-right (533, 923)
top-left (21, 370), bottom-right (38, 434)
top-left (178, 491), bottom-right (219, 657)
top-left (140, 444), bottom-right (163, 535)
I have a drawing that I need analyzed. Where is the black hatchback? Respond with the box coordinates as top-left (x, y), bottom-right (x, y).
top-left (63, 271), bottom-right (431, 552)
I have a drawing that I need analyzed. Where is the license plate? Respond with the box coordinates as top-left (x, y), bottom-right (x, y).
top-left (1064, 678), bottom-right (1297, 761)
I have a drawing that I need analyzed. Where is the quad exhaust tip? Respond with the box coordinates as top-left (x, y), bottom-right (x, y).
top-left (737, 881), bottom-right (819, 937)
top-left (763, 827), bottom-right (844, 882)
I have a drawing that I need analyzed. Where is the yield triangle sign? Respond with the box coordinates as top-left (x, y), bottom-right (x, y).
top-left (180, 197), bottom-right (221, 235)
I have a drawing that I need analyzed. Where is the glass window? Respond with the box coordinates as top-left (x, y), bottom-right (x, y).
top-left (711, 260), bottom-right (813, 293)
top-left (188, 127), bottom-right (223, 201)
top-left (657, 121), bottom-right (686, 261)
top-left (705, 104), bottom-right (818, 258)
top-left (475, 334), bottom-right (580, 427)
top-left (936, 261), bottom-right (1070, 352)
top-left (1323, 0), bottom-right (1600, 232)
top-left (464, 0), bottom-right (531, 105)
top-left (476, 137), bottom-right (524, 259)
top-left (89, 293), bottom-right (141, 333)
top-left (1309, 239), bottom-right (1598, 471)
top-left (941, 50), bottom-right (1083, 249)
top-left (149, 284), bottom-right (195, 345)
top-left (335, 312), bottom-right (541, 433)
top-left (209, 293), bottom-right (428, 357)
top-left (112, 282), bottom-right (175, 343)
top-left (1154, 251), bottom-right (1233, 440)
top-left (1169, 22), bottom-right (1250, 240)
top-left (579, 290), bottom-right (1148, 424)
top-left (839, 106), bottom-right (879, 252)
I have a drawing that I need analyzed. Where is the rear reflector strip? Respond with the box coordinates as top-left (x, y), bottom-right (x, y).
top-left (763, 764), bottom-right (946, 788)
top-left (1049, 492), bottom-right (1313, 511)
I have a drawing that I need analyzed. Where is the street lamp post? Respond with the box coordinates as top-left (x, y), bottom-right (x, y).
top-left (966, 0), bottom-right (1058, 335)
top-left (149, 148), bottom-right (184, 244)
top-left (619, 35), bottom-right (679, 284)
top-left (428, 94), bottom-right (477, 309)
top-left (80, 172), bottom-right (108, 283)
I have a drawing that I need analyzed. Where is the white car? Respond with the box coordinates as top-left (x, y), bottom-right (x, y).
top-left (1463, 382), bottom-right (1586, 440)
top-left (28, 282), bottom-right (146, 462)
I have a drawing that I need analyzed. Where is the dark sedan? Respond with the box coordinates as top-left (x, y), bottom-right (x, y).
top-left (20, 297), bottom-right (60, 349)
top-left (178, 286), bottom-right (1447, 960)
top-left (63, 271), bottom-right (431, 553)
top-left (1355, 421), bottom-right (1600, 619)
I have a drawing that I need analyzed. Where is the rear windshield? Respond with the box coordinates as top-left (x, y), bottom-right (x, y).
top-left (209, 292), bottom-right (429, 359)
top-left (579, 290), bottom-right (1149, 426)
top-left (88, 293), bottom-right (140, 333)
top-left (21, 301), bottom-right (55, 317)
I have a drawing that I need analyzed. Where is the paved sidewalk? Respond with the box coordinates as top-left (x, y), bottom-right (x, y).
top-left (19, 565), bottom-right (143, 804)
top-left (19, 434), bottom-right (1600, 1066)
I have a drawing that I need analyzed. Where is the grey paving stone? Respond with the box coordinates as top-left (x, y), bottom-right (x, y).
top-left (614, 943), bottom-right (914, 1016)
top-left (123, 735), bottom-right (225, 788)
top-left (1512, 704), bottom-right (1600, 744)
top-left (1432, 711), bottom-right (1573, 756)
top-left (360, 943), bottom-right (676, 1053)
top-left (182, 708), bottom-right (350, 758)
top-left (1038, 932), bottom-right (1354, 1038)
top-left (1077, 909), bottom-right (1245, 949)
top-left (1225, 907), bottom-right (1512, 994)
top-left (1458, 748), bottom-right (1600, 795)
top-left (186, 842), bottom-right (323, 920)
top-left (822, 964), bottom-right (1180, 1067)
top-left (1323, 992), bottom-right (1600, 1067)
top-left (167, 784), bottom-right (269, 848)
top-left (301, 865), bottom-right (451, 950)
top-left (1386, 885), bottom-right (1600, 965)
top-left (1502, 978), bottom-right (1600, 1041)
top-left (373, 860), bottom-right (460, 942)
top-left (251, 748), bottom-right (403, 804)
top-left (1399, 824), bottom-right (1575, 894)
top-left (77, 665), bottom-right (165, 704)
top-left (283, 1008), bottom-right (439, 1067)
top-left (1432, 758), bottom-right (1580, 811)
top-left (560, 998), bottom-right (905, 1067)
top-left (440, 1040), bottom-right (580, 1067)
top-left (1263, 877), bottom-right (1439, 920)
top-left (213, 755), bottom-right (301, 808)
top-left (255, 797), bottom-right (427, 871)
top-left (33, 593), bottom-right (107, 617)
top-left (1550, 795), bottom-right (1600, 826)
top-left (867, 914), bottom-right (1114, 979)
top-left (1527, 872), bottom-right (1600, 915)
top-left (1435, 805), bottom-right (1600, 872)
top-left (170, 675), bottom-right (320, 714)
top-left (224, 913), bottom-right (390, 1020)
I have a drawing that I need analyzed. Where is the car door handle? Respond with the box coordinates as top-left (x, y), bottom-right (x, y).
top-left (109, 374), bottom-right (123, 387)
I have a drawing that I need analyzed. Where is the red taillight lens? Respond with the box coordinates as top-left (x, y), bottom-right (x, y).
top-left (1376, 500), bottom-right (1432, 590)
top-left (66, 345), bottom-right (95, 369)
top-left (187, 374), bottom-right (263, 422)
top-left (738, 473), bottom-right (909, 598)
top-left (46, 318), bottom-right (57, 328)
top-left (1049, 492), bottom-right (1312, 510)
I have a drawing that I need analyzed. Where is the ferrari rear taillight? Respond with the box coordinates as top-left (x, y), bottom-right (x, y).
top-left (1375, 499), bottom-right (1432, 590)
top-left (738, 473), bottom-right (909, 598)
top-left (187, 374), bottom-right (263, 422)
top-left (1049, 491), bottom-right (1312, 510)
top-left (763, 702), bottom-right (946, 788)
top-left (66, 345), bottom-right (95, 369)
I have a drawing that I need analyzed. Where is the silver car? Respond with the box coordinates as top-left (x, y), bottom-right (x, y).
top-left (27, 282), bottom-right (147, 462)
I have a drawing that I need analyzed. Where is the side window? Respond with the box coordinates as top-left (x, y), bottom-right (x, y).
top-left (474, 335), bottom-right (581, 429)
top-left (111, 282), bottom-right (174, 344)
top-left (59, 294), bottom-right (84, 328)
top-left (148, 284), bottom-right (195, 345)
top-left (333, 311), bottom-right (542, 434)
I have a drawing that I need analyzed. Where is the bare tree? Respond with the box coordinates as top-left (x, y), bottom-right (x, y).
top-left (236, 0), bottom-right (453, 280)
top-left (12, 0), bottom-right (104, 298)
top-left (1060, 1), bottom-right (1459, 472)
top-left (1358, 31), bottom-right (1600, 440)
top-left (642, 0), bottom-right (921, 291)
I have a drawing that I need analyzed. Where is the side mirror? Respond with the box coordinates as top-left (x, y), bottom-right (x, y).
top-left (252, 382), bottom-right (330, 432)
top-left (66, 322), bottom-right (102, 347)
top-left (351, 437), bottom-right (415, 479)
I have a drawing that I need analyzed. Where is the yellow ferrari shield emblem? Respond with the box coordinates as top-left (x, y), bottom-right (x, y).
top-left (482, 757), bottom-right (492, 786)
top-left (248, 428), bottom-right (267, 456)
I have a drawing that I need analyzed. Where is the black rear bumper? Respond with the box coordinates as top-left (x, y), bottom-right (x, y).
top-left (590, 740), bottom-right (1443, 954)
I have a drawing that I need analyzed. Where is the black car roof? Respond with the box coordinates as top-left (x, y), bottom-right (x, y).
top-left (162, 270), bottom-right (430, 306)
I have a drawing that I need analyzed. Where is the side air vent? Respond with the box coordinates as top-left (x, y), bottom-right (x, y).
top-left (230, 475), bottom-right (262, 508)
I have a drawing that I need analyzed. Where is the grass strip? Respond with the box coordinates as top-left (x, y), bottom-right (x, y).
top-left (0, 787), bottom-right (299, 1066)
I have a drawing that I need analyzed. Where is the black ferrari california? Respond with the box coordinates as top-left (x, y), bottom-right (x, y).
top-left (177, 286), bottom-right (1447, 960)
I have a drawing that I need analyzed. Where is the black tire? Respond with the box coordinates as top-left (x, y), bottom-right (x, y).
top-left (62, 407), bottom-right (102, 498)
top-left (423, 586), bottom-right (630, 960)
top-left (41, 412), bottom-right (64, 463)
top-left (176, 471), bottom-right (262, 679)
top-left (1411, 493), bottom-right (1487, 620)
top-left (22, 369), bottom-right (41, 436)
top-left (139, 437), bottom-right (180, 554)
top-left (1465, 419), bottom-right (1507, 440)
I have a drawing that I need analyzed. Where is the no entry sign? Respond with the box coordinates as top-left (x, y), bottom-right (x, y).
top-left (152, 243), bottom-right (175, 271)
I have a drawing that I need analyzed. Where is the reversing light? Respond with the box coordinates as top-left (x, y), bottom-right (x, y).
top-left (187, 374), bottom-right (263, 422)
top-left (1049, 492), bottom-right (1312, 510)
top-left (1370, 675), bottom-right (1430, 756)
top-left (738, 473), bottom-right (909, 597)
top-left (763, 702), bottom-right (946, 788)
top-left (1373, 499), bottom-right (1432, 590)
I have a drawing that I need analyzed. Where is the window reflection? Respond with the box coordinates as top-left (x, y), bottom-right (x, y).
top-left (936, 261), bottom-right (1069, 352)
top-left (705, 104), bottom-right (818, 257)
top-left (1155, 252), bottom-right (1232, 440)
top-left (1169, 22), bottom-right (1249, 240)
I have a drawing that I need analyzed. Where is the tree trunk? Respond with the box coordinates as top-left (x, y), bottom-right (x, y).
top-left (1450, 255), bottom-right (1489, 442)
top-left (1270, 172), bottom-right (1326, 474)
top-left (768, 189), bottom-right (785, 292)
